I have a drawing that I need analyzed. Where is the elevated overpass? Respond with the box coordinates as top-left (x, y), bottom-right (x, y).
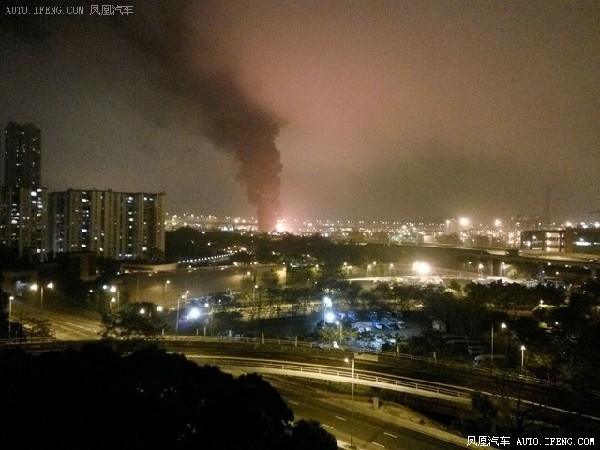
top-left (363, 243), bottom-right (600, 280)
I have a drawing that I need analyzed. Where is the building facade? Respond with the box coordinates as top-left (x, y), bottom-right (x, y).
top-left (521, 228), bottom-right (600, 255)
top-left (3, 122), bottom-right (42, 188)
top-left (1, 122), bottom-right (166, 261)
top-left (50, 189), bottom-right (165, 260)
top-left (0, 123), bottom-right (48, 260)
top-left (0, 186), bottom-right (49, 259)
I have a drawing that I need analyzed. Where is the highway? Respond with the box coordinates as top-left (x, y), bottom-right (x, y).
top-left (7, 292), bottom-right (600, 424)
top-left (181, 351), bottom-right (600, 433)
top-left (264, 376), bottom-right (467, 449)
top-left (8, 297), bottom-right (102, 340)
top-left (6, 300), bottom-right (600, 440)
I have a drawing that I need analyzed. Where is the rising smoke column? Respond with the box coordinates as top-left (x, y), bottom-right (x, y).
top-left (194, 74), bottom-right (282, 232)
top-left (116, 1), bottom-right (284, 232)
top-left (102, 1), bottom-right (283, 232)
top-left (0, 1), bottom-right (283, 231)
top-left (128, 3), bottom-right (283, 232)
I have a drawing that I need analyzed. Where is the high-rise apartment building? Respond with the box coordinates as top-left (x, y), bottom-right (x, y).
top-left (4, 122), bottom-right (41, 188)
top-left (0, 122), bottom-right (48, 260)
top-left (50, 189), bottom-right (165, 260)
top-left (1, 122), bottom-right (166, 261)
top-left (0, 186), bottom-right (49, 258)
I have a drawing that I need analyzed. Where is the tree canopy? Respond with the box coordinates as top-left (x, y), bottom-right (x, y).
top-left (0, 342), bottom-right (336, 450)
top-left (101, 302), bottom-right (167, 339)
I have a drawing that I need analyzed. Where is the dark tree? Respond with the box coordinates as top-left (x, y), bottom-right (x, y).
top-left (471, 392), bottom-right (498, 435)
top-left (0, 289), bottom-right (8, 338)
top-left (290, 419), bottom-right (338, 450)
top-left (0, 342), bottom-right (335, 449)
top-left (101, 302), bottom-right (166, 338)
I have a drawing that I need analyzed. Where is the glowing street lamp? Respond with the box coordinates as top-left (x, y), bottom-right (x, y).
top-left (520, 345), bottom-right (526, 373)
top-left (31, 282), bottom-right (53, 310)
top-left (459, 217), bottom-right (471, 228)
top-left (412, 261), bottom-right (430, 276)
top-left (103, 285), bottom-right (120, 310)
top-left (176, 291), bottom-right (188, 337)
top-left (7, 295), bottom-right (14, 338)
top-left (110, 285), bottom-right (119, 309)
top-left (491, 322), bottom-right (507, 362)
top-left (163, 279), bottom-right (170, 303)
top-left (187, 307), bottom-right (201, 320)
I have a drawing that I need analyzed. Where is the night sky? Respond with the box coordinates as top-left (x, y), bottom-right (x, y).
top-left (1, 1), bottom-right (599, 228)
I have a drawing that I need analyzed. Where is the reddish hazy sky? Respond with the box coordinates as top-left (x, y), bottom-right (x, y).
top-left (1, 1), bottom-right (599, 225)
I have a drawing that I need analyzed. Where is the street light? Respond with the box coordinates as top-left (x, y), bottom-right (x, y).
top-left (163, 279), bottom-right (170, 303)
top-left (344, 356), bottom-right (355, 449)
top-left (31, 282), bottom-right (53, 310)
top-left (520, 345), bottom-right (526, 373)
top-left (110, 285), bottom-right (119, 309)
top-left (412, 261), bottom-right (431, 277)
top-left (175, 291), bottom-right (188, 337)
top-left (490, 322), bottom-right (507, 363)
top-left (7, 295), bottom-right (14, 338)
top-left (103, 285), bottom-right (120, 310)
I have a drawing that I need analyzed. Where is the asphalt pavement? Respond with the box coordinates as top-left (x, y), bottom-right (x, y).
top-left (261, 375), bottom-right (469, 450)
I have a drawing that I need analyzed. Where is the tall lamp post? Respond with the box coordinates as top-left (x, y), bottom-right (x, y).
top-left (344, 357), bottom-right (356, 449)
top-left (490, 322), bottom-right (507, 363)
top-left (110, 285), bottom-right (120, 309)
top-left (175, 291), bottom-right (188, 337)
top-left (103, 285), bottom-right (120, 310)
top-left (31, 282), bottom-right (53, 310)
top-left (163, 279), bottom-right (170, 304)
top-left (520, 345), bottom-right (526, 374)
top-left (7, 295), bottom-right (14, 338)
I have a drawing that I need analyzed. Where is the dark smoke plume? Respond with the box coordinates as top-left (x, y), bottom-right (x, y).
top-left (120, 1), bottom-right (283, 232)
top-left (195, 75), bottom-right (282, 232)
top-left (1, 0), bottom-right (283, 232)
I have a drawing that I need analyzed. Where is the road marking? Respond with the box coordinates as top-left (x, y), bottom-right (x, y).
top-left (323, 424), bottom-right (335, 429)
top-left (383, 432), bottom-right (397, 438)
top-left (335, 415), bottom-right (347, 421)
top-left (288, 400), bottom-right (299, 405)
top-left (372, 442), bottom-right (385, 448)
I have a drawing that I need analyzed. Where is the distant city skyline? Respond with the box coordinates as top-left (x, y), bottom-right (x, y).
top-left (166, 210), bottom-right (600, 232)
top-left (1, 2), bottom-right (599, 227)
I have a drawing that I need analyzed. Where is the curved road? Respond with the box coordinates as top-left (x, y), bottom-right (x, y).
top-left (8, 301), bottom-right (600, 440)
top-left (189, 362), bottom-right (467, 450)
top-left (266, 375), bottom-right (467, 450)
